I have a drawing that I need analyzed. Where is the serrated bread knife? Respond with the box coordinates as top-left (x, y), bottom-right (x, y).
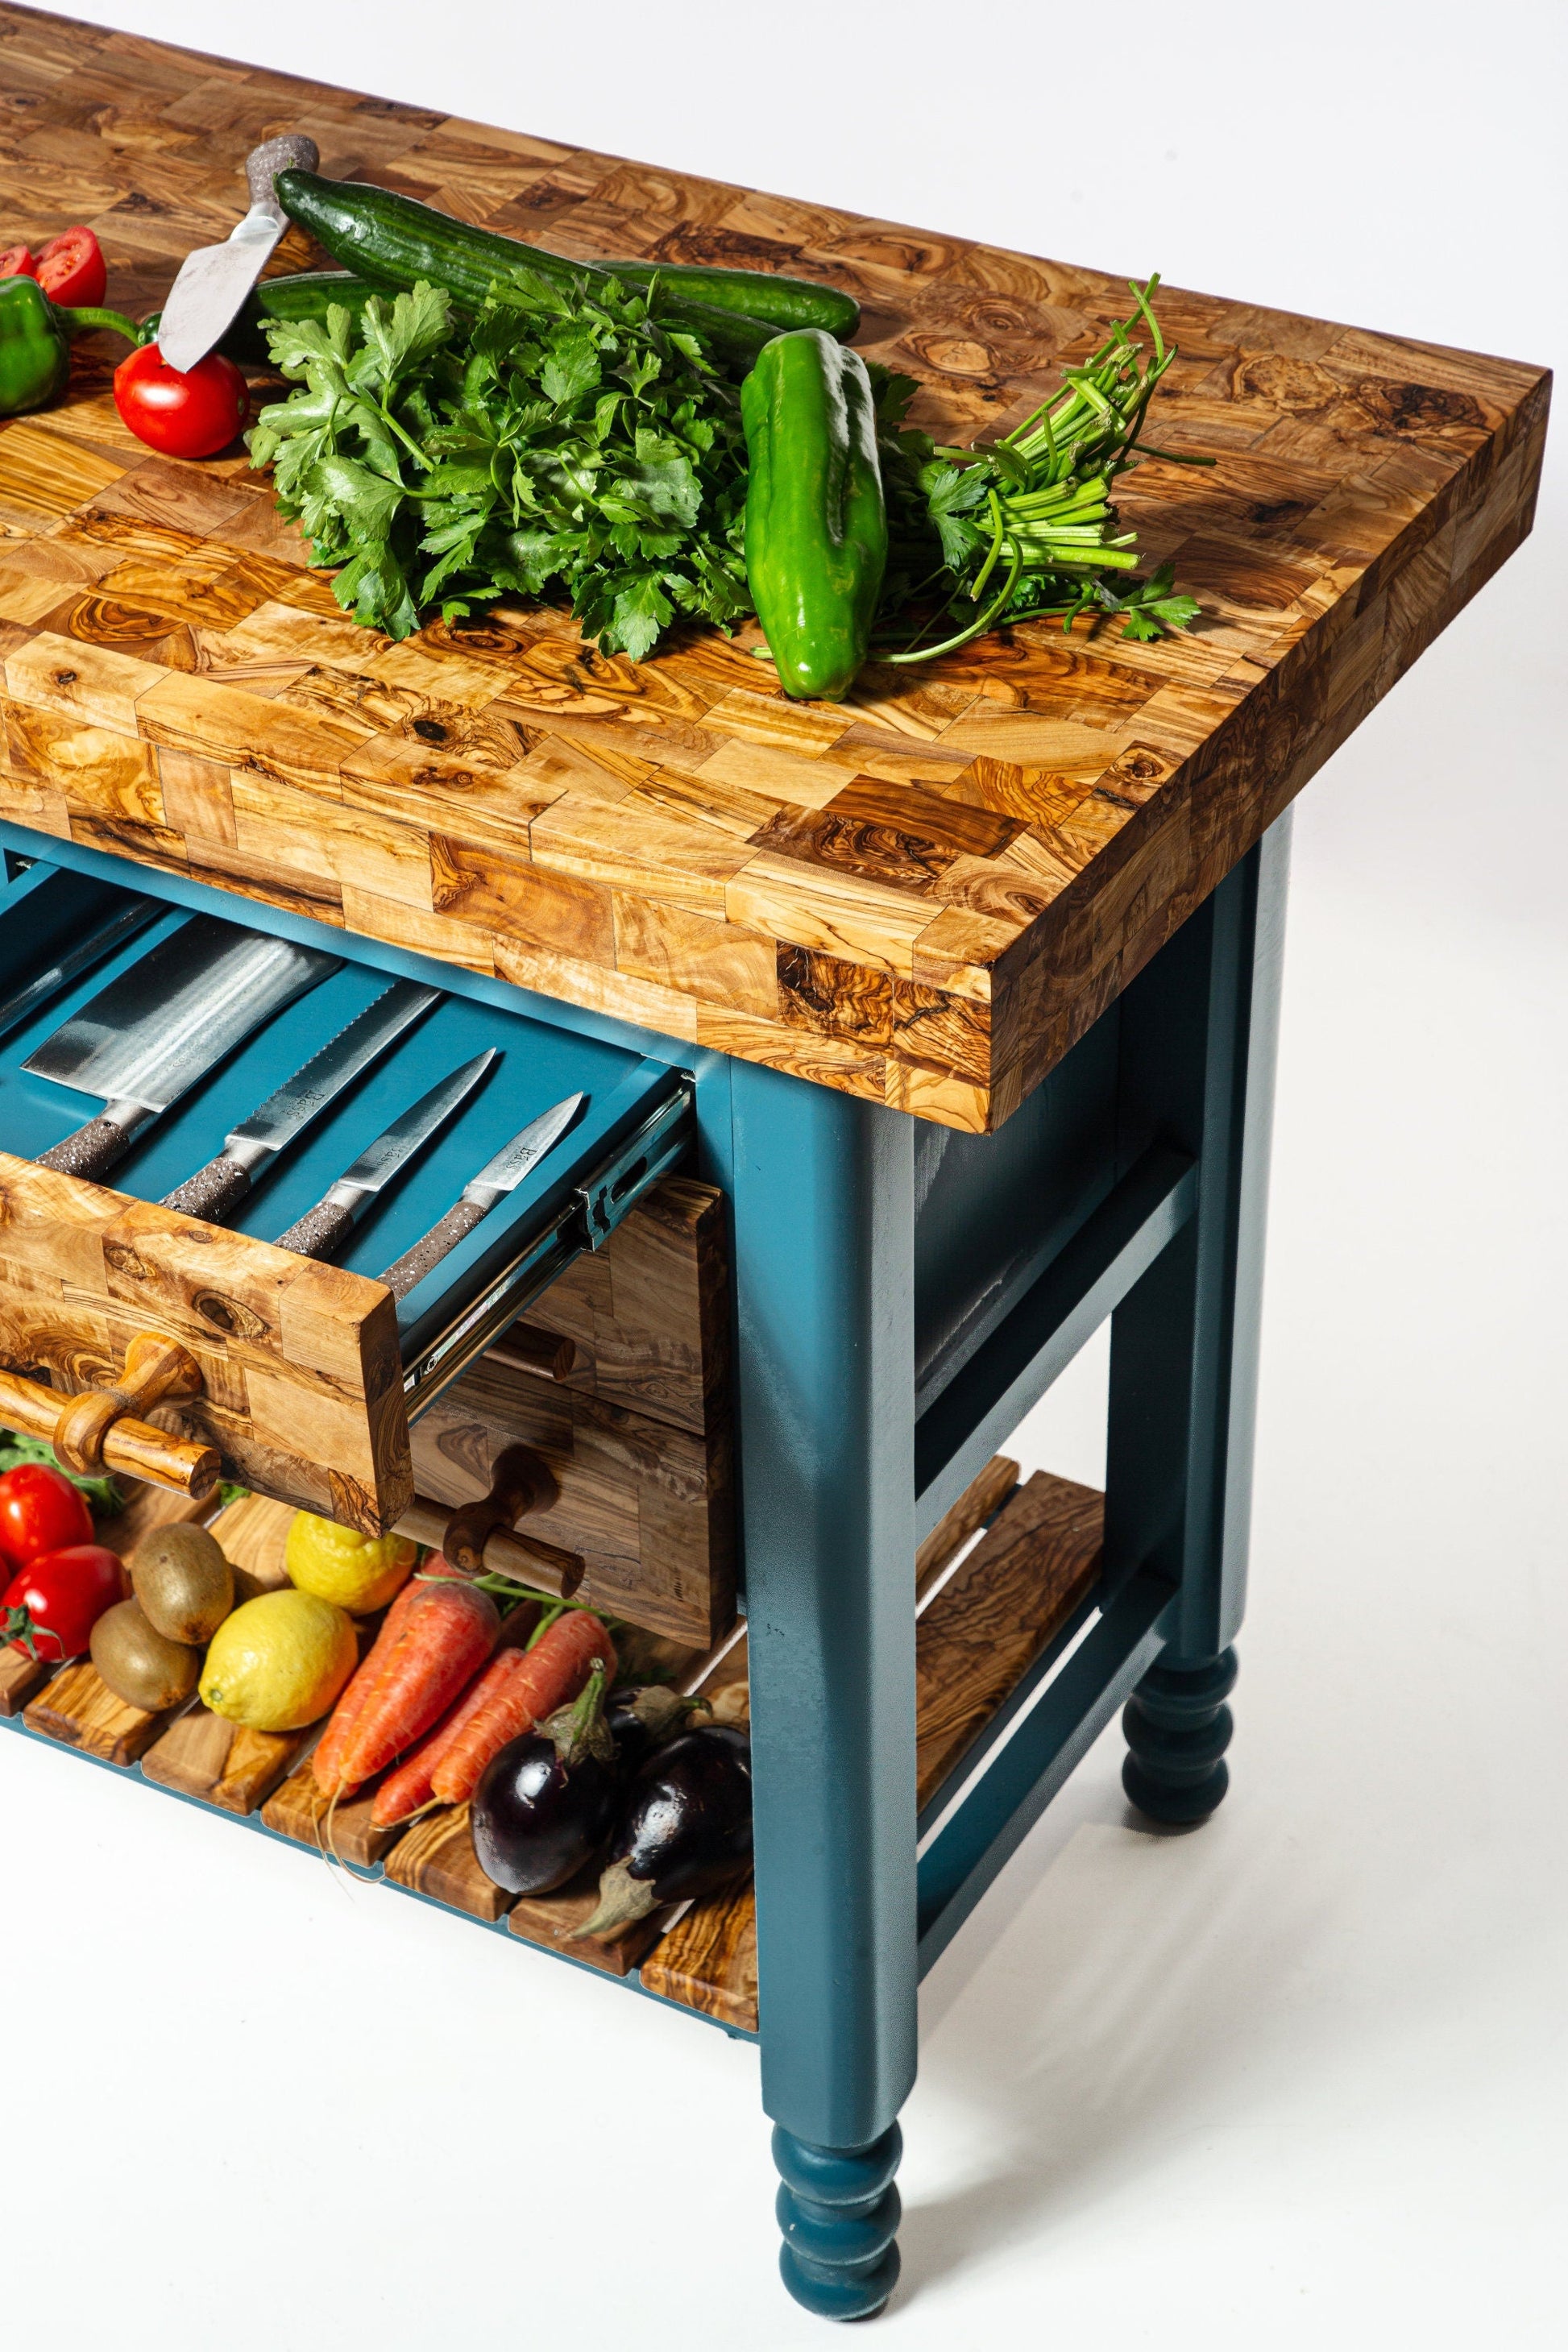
top-left (23, 916), bottom-right (341, 1182)
top-left (272, 1050), bottom-right (497, 1263)
top-left (156, 133), bottom-right (319, 373)
top-left (376, 1091), bottom-right (586, 1300)
top-left (160, 979), bottom-right (442, 1222)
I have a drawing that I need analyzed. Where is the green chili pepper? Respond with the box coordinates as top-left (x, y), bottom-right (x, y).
top-left (740, 328), bottom-right (887, 702)
top-left (0, 276), bottom-right (144, 418)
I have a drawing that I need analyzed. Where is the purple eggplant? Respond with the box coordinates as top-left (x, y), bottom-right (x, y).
top-left (471, 1665), bottom-right (618, 1895)
top-left (605, 1681), bottom-right (691, 1772)
top-left (575, 1723), bottom-right (752, 1942)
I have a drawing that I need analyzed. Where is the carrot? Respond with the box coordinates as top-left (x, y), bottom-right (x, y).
top-left (370, 1598), bottom-right (542, 1829)
top-left (312, 1573), bottom-right (428, 1797)
top-left (326, 1577), bottom-right (499, 1797)
top-left (429, 1607), bottom-right (616, 1807)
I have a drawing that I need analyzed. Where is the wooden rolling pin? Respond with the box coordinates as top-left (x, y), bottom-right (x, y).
top-left (0, 1334), bottom-right (220, 1498)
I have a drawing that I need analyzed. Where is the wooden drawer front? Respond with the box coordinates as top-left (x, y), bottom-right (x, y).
top-left (411, 1180), bottom-right (733, 1645)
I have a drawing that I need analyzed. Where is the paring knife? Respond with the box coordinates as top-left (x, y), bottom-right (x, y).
top-left (0, 891), bottom-right (161, 1047)
top-left (160, 979), bottom-right (442, 1223)
top-left (23, 917), bottom-right (341, 1183)
top-left (156, 132), bottom-right (319, 374)
top-left (273, 1049), bottom-right (497, 1263)
top-left (379, 1092), bottom-right (586, 1300)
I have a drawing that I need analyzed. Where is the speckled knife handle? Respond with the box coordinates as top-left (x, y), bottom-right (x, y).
top-left (161, 1155), bottom-right (252, 1223)
top-left (37, 1116), bottom-right (134, 1180)
top-left (380, 1195), bottom-right (490, 1300)
top-left (274, 1194), bottom-right (358, 1261)
top-left (248, 132), bottom-right (319, 211)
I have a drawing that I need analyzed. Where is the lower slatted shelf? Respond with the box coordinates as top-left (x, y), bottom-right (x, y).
top-left (1, 1456), bottom-right (1105, 2039)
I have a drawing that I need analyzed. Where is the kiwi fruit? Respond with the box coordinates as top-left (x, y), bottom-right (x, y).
top-left (90, 1599), bottom-right (201, 1713)
top-left (130, 1521), bottom-right (234, 1645)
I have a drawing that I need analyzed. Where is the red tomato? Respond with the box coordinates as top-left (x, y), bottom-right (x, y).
top-left (113, 340), bottom-right (249, 458)
top-left (0, 1462), bottom-right (93, 1569)
top-left (0, 243), bottom-right (36, 278)
top-left (35, 226), bottom-right (106, 309)
top-left (3, 1544), bottom-right (124, 1662)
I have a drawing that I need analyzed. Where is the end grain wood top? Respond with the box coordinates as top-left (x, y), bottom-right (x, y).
top-left (0, 7), bottom-right (1549, 1130)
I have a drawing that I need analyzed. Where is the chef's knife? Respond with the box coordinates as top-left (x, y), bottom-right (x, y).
top-left (156, 133), bottom-right (319, 374)
top-left (24, 916), bottom-right (341, 1182)
top-left (0, 890), bottom-right (161, 1047)
top-left (160, 979), bottom-right (442, 1223)
top-left (273, 1049), bottom-right (497, 1263)
top-left (379, 1091), bottom-right (585, 1300)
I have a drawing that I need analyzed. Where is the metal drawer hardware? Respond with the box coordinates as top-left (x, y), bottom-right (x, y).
top-left (392, 1441), bottom-right (583, 1600)
top-left (400, 1076), bottom-right (696, 1418)
top-left (0, 1334), bottom-right (219, 1499)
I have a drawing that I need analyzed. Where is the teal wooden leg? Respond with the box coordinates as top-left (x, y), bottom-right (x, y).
top-left (1122, 1647), bottom-right (1238, 1823)
top-left (1107, 815), bottom-right (1289, 1819)
top-left (728, 1067), bottom-right (917, 2321)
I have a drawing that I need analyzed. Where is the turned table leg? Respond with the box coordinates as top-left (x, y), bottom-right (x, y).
top-left (1105, 817), bottom-right (1290, 1820)
top-left (730, 1068), bottom-right (918, 2321)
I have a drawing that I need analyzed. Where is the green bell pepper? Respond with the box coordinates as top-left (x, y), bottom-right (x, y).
top-left (0, 275), bottom-right (144, 418)
top-left (740, 327), bottom-right (887, 702)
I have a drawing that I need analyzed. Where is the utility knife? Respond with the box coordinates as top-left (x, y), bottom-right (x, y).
top-left (378, 1091), bottom-right (585, 1300)
top-left (156, 133), bottom-right (318, 373)
top-left (272, 1050), bottom-right (497, 1263)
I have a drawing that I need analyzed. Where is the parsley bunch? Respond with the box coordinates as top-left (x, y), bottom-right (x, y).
top-left (249, 274), bottom-right (751, 657)
top-left (876, 277), bottom-right (1206, 660)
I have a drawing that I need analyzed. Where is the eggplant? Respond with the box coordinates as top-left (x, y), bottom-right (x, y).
top-left (605, 1682), bottom-right (691, 1773)
top-left (471, 1666), bottom-right (619, 1895)
top-left (575, 1724), bottom-right (752, 1942)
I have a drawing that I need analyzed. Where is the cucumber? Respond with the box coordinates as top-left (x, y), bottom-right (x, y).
top-left (601, 260), bottom-right (857, 342)
top-left (275, 171), bottom-right (851, 370)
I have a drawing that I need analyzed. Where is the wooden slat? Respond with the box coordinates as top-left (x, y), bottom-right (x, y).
top-left (383, 1802), bottom-right (508, 1919)
top-left (640, 1467), bottom-right (1104, 2032)
top-left (0, 4), bottom-right (1543, 1133)
top-left (23, 1659), bottom-right (181, 1765)
top-left (915, 1452), bottom-right (1018, 1601)
top-left (259, 1765), bottom-right (404, 1870)
top-left (507, 1863), bottom-right (674, 1978)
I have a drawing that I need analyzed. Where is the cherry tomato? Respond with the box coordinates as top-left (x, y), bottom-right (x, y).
top-left (0, 243), bottom-right (36, 279)
top-left (0, 1462), bottom-right (93, 1569)
top-left (3, 1544), bottom-right (124, 1661)
top-left (35, 226), bottom-right (106, 309)
top-left (113, 339), bottom-right (248, 459)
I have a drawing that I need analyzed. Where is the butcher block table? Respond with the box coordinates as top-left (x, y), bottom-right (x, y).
top-left (0, 2), bottom-right (1549, 2321)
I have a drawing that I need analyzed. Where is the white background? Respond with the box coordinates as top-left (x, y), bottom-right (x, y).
top-left (4, 4), bottom-right (1566, 2345)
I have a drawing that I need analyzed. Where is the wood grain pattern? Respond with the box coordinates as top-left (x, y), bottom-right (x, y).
top-left (639, 1466), bottom-right (1103, 2031)
top-left (259, 1760), bottom-right (403, 1869)
top-left (915, 1451), bottom-right (1018, 1601)
top-left (0, 6), bottom-right (1545, 1129)
top-left (383, 1800), bottom-right (508, 1919)
top-left (23, 1657), bottom-right (180, 1765)
top-left (0, 1151), bottom-right (413, 1535)
top-left (411, 1179), bottom-right (734, 1644)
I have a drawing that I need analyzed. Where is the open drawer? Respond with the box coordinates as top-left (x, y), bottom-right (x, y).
top-left (0, 857), bottom-right (731, 1640)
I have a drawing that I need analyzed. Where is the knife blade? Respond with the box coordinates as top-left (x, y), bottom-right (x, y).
top-left (23, 915), bottom-right (341, 1182)
top-left (0, 890), bottom-right (162, 1047)
top-left (156, 133), bottom-right (319, 374)
top-left (159, 979), bottom-right (442, 1224)
top-left (379, 1091), bottom-right (585, 1300)
top-left (272, 1049), bottom-right (497, 1263)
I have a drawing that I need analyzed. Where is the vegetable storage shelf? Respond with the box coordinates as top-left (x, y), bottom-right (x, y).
top-left (0, 2), bottom-right (1546, 2324)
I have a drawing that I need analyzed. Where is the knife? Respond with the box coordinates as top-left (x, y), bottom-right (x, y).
top-left (24, 917), bottom-right (341, 1183)
top-left (379, 1092), bottom-right (586, 1300)
top-left (156, 132), bottom-right (319, 374)
top-left (159, 979), bottom-right (442, 1223)
top-left (273, 1049), bottom-right (497, 1263)
top-left (0, 891), bottom-right (162, 1047)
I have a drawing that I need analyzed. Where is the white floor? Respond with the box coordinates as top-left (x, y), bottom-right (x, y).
top-left (6, 5), bottom-right (1566, 2344)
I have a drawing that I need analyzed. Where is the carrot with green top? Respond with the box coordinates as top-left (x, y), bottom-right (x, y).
top-left (318, 1574), bottom-right (499, 1798)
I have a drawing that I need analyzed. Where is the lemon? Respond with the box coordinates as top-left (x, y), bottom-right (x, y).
top-left (199, 1590), bottom-right (357, 1731)
top-left (285, 1511), bottom-right (417, 1615)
